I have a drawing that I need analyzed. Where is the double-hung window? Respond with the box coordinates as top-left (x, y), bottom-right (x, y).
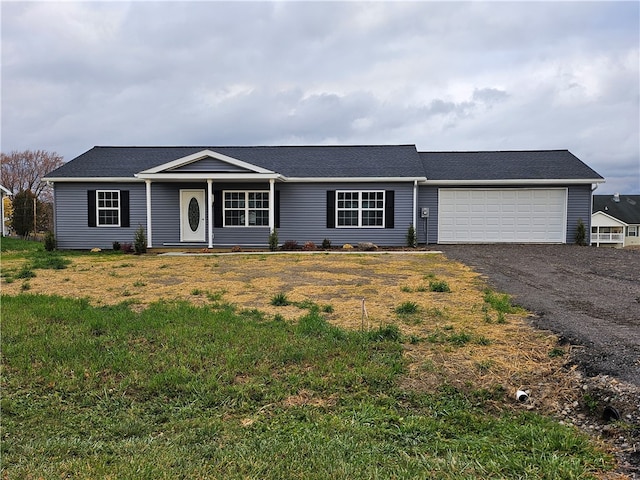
top-left (336, 190), bottom-right (385, 228)
top-left (224, 191), bottom-right (269, 227)
top-left (628, 226), bottom-right (638, 237)
top-left (97, 190), bottom-right (120, 226)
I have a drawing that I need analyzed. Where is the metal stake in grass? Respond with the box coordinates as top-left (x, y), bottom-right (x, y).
top-left (361, 298), bottom-right (370, 331)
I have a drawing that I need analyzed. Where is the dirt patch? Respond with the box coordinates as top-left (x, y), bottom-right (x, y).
top-left (439, 244), bottom-right (640, 478)
top-left (438, 244), bottom-right (640, 386)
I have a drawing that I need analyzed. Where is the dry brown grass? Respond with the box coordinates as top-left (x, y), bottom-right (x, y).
top-left (1, 251), bottom-right (581, 414)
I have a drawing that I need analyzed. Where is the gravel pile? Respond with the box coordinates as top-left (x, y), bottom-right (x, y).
top-left (557, 371), bottom-right (640, 479)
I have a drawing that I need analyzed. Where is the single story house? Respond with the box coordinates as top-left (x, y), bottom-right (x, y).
top-left (591, 194), bottom-right (640, 248)
top-left (42, 145), bottom-right (604, 250)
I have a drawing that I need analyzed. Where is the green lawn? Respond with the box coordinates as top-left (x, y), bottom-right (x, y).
top-left (1, 288), bottom-right (613, 479)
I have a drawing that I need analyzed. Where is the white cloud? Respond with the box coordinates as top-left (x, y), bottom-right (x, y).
top-left (1, 1), bottom-right (638, 193)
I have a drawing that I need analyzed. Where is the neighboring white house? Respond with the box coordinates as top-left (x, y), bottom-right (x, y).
top-left (591, 194), bottom-right (640, 248)
top-left (1, 184), bottom-right (12, 237)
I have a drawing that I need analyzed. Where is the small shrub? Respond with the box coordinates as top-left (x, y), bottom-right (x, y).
top-left (395, 301), bottom-right (419, 315)
top-left (303, 241), bottom-right (316, 251)
top-left (231, 245), bottom-right (242, 252)
top-left (133, 226), bottom-right (147, 254)
top-left (282, 240), bottom-right (298, 251)
top-left (429, 280), bottom-right (451, 292)
top-left (321, 238), bottom-right (332, 249)
top-left (271, 292), bottom-right (290, 306)
top-left (406, 224), bottom-right (417, 248)
top-left (112, 241), bottom-right (121, 251)
top-left (121, 243), bottom-right (133, 254)
top-left (44, 231), bottom-right (56, 251)
top-left (575, 218), bottom-right (587, 246)
top-left (268, 229), bottom-right (278, 251)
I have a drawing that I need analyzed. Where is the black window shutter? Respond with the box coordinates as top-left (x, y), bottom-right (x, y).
top-left (275, 190), bottom-right (281, 229)
top-left (385, 190), bottom-right (394, 229)
top-left (120, 190), bottom-right (130, 227)
top-left (213, 190), bottom-right (223, 228)
top-left (87, 190), bottom-right (96, 227)
top-left (326, 190), bottom-right (335, 228)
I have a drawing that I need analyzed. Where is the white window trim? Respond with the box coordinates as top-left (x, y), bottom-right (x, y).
top-left (628, 226), bottom-right (638, 237)
top-left (336, 190), bottom-right (385, 228)
top-left (96, 190), bottom-right (121, 227)
top-left (223, 190), bottom-right (270, 227)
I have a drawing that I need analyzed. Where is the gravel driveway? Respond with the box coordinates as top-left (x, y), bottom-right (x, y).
top-left (438, 244), bottom-right (640, 387)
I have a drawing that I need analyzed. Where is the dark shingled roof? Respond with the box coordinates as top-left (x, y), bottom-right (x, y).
top-left (593, 195), bottom-right (640, 224)
top-left (419, 150), bottom-right (604, 181)
top-left (45, 146), bottom-right (604, 183)
top-left (45, 145), bottom-right (426, 179)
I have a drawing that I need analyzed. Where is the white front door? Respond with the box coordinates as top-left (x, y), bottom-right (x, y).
top-left (180, 189), bottom-right (206, 242)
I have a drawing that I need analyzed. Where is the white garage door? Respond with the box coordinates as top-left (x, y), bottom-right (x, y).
top-left (438, 188), bottom-right (567, 243)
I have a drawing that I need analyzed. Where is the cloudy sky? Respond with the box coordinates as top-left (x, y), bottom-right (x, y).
top-left (2, 1), bottom-right (639, 193)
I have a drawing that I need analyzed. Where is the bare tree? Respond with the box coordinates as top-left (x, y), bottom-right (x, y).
top-left (0, 150), bottom-right (64, 202)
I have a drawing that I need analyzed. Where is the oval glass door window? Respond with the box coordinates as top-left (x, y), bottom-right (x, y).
top-left (188, 197), bottom-right (200, 232)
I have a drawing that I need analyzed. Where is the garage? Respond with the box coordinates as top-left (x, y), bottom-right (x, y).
top-left (438, 188), bottom-right (567, 243)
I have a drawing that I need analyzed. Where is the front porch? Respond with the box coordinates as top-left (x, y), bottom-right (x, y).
top-left (590, 211), bottom-right (628, 248)
top-left (590, 228), bottom-right (625, 247)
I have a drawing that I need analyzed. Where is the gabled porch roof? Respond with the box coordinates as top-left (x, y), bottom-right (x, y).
top-left (591, 210), bottom-right (628, 228)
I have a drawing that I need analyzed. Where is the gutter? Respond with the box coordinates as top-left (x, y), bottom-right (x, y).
top-left (421, 178), bottom-right (606, 186)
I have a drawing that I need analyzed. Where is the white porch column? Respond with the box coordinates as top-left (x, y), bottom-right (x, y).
top-left (269, 178), bottom-right (275, 233)
top-left (145, 180), bottom-right (153, 248)
top-left (207, 179), bottom-right (214, 248)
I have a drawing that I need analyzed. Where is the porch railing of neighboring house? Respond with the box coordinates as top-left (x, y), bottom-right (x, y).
top-left (591, 233), bottom-right (625, 242)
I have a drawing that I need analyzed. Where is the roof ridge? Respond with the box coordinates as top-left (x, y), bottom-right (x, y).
top-left (93, 144), bottom-right (417, 149)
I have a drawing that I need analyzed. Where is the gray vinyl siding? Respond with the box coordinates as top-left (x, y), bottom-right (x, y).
top-left (150, 182), bottom-right (272, 247)
top-left (170, 158), bottom-right (250, 173)
top-left (277, 182), bottom-right (414, 247)
top-left (54, 180), bottom-right (593, 249)
top-left (53, 182), bottom-right (146, 249)
top-left (417, 186), bottom-right (439, 244)
top-left (566, 184), bottom-right (593, 244)
top-left (150, 181), bottom-right (414, 247)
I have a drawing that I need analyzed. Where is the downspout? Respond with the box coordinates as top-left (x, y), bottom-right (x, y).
top-left (207, 179), bottom-right (213, 248)
top-left (269, 179), bottom-right (275, 234)
top-left (145, 180), bottom-right (152, 249)
top-left (590, 183), bottom-right (599, 246)
top-left (412, 179), bottom-right (418, 236)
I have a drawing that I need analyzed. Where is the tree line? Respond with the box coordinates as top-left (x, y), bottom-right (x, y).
top-left (1, 150), bottom-right (64, 238)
